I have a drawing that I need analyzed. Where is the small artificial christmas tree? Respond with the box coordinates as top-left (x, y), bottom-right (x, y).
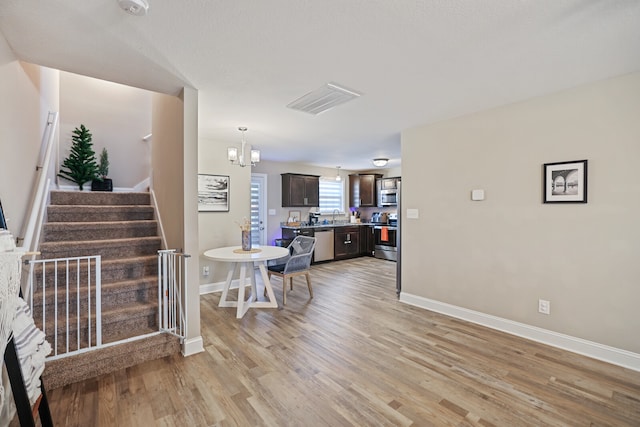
top-left (97, 148), bottom-right (109, 180)
top-left (58, 124), bottom-right (99, 190)
top-left (91, 147), bottom-right (114, 191)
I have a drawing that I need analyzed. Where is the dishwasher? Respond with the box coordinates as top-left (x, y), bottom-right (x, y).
top-left (313, 228), bottom-right (334, 262)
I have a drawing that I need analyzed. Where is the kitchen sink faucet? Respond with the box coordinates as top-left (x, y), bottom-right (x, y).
top-left (332, 209), bottom-right (340, 224)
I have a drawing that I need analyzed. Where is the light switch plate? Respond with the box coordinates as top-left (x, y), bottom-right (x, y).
top-left (471, 189), bottom-right (485, 201)
top-left (268, 209), bottom-right (276, 216)
top-left (407, 209), bottom-right (419, 219)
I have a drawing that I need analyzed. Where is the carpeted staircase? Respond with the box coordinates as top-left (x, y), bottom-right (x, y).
top-left (36, 191), bottom-right (181, 389)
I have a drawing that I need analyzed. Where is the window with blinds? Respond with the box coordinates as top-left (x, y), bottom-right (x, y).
top-left (250, 180), bottom-right (261, 245)
top-left (318, 177), bottom-right (345, 214)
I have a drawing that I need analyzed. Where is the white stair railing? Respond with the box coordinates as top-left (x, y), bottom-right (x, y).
top-left (27, 255), bottom-right (102, 360)
top-left (158, 250), bottom-right (188, 341)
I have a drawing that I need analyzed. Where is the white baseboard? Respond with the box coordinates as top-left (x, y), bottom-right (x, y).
top-left (182, 335), bottom-right (204, 356)
top-left (133, 177), bottom-right (150, 192)
top-left (399, 292), bottom-right (640, 372)
top-left (200, 281), bottom-right (224, 294)
top-left (200, 279), bottom-right (252, 295)
top-left (56, 178), bottom-right (149, 192)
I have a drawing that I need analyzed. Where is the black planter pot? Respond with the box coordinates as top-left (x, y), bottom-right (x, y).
top-left (91, 178), bottom-right (113, 192)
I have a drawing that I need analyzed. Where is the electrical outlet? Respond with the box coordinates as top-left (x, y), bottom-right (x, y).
top-left (538, 299), bottom-right (550, 315)
top-left (202, 266), bottom-right (210, 277)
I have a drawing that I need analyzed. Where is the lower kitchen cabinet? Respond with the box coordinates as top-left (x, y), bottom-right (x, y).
top-left (282, 228), bottom-right (314, 240)
top-left (360, 225), bottom-right (375, 256)
top-left (281, 225), bottom-right (375, 262)
top-left (334, 227), bottom-right (360, 260)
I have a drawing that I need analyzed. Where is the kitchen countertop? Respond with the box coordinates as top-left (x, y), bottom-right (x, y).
top-left (281, 222), bottom-right (396, 229)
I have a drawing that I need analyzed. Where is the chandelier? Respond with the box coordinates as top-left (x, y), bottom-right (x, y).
top-left (228, 127), bottom-right (260, 167)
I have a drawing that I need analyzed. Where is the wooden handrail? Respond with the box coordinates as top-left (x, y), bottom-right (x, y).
top-left (19, 112), bottom-right (59, 253)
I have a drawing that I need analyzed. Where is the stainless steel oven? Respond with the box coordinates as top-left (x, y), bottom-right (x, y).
top-left (373, 223), bottom-right (397, 261)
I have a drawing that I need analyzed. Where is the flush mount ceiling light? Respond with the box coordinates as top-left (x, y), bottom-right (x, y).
top-left (228, 127), bottom-right (260, 167)
top-left (286, 82), bottom-right (361, 115)
top-left (372, 158), bottom-right (389, 167)
top-left (118, 0), bottom-right (149, 16)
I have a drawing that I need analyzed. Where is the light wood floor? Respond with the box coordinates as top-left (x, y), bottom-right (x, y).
top-left (46, 257), bottom-right (640, 426)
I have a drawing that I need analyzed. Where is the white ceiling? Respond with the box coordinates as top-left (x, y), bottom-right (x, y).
top-left (1, 0), bottom-right (639, 170)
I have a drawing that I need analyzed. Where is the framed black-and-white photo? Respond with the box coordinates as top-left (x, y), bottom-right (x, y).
top-left (0, 198), bottom-right (7, 229)
top-left (198, 174), bottom-right (229, 212)
top-left (543, 160), bottom-right (588, 203)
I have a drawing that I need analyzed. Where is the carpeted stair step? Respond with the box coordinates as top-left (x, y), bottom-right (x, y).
top-left (28, 255), bottom-right (158, 288)
top-left (31, 276), bottom-right (158, 320)
top-left (43, 332), bottom-right (181, 390)
top-left (39, 236), bottom-right (162, 260)
top-left (39, 302), bottom-right (159, 355)
top-left (50, 190), bottom-right (151, 206)
top-left (103, 302), bottom-right (159, 343)
top-left (47, 204), bottom-right (155, 222)
top-left (101, 255), bottom-right (158, 282)
top-left (43, 220), bottom-right (158, 241)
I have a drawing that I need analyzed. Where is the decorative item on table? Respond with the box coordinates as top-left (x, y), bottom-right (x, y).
top-left (236, 217), bottom-right (252, 251)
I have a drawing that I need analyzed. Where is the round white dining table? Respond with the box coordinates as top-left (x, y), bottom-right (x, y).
top-left (203, 245), bottom-right (289, 318)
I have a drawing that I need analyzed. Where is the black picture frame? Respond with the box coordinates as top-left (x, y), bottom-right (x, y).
top-left (0, 198), bottom-right (7, 229)
top-left (543, 160), bottom-right (588, 203)
top-left (198, 174), bottom-right (230, 212)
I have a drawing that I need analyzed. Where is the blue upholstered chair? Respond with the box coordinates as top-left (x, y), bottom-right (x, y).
top-left (266, 236), bottom-right (316, 305)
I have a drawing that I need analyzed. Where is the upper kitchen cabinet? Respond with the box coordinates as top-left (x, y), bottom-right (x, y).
top-left (349, 174), bottom-right (382, 208)
top-left (281, 173), bottom-right (320, 207)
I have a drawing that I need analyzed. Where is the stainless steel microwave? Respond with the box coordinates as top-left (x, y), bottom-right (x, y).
top-left (379, 189), bottom-right (397, 206)
top-left (377, 177), bottom-right (399, 206)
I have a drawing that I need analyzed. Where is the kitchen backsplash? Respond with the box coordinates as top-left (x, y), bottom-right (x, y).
top-left (357, 206), bottom-right (397, 223)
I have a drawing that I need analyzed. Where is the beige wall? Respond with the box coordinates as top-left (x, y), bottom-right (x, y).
top-left (152, 89), bottom-right (201, 347)
top-left (401, 72), bottom-right (640, 353)
top-left (59, 73), bottom-right (152, 189)
top-left (0, 34), bottom-right (56, 238)
top-left (151, 93), bottom-right (185, 250)
top-left (197, 137), bottom-right (252, 284)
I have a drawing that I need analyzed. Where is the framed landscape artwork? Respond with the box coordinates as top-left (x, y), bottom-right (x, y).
top-left (198, 174), bottom-right (229, 212)
top-left (543, 160), bottom-right (588, 203)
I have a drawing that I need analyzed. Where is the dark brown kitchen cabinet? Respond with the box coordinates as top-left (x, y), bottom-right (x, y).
top-left (281, 227), bottom-right (314, 240)
top-left (349, 174), bottom-right (382, 208)
top-left (334, 226), bottom-right (360, 260)
top-left (360, 225), bottom-right (375, 256)
top-left (281, 173), bottom-right (320, 207)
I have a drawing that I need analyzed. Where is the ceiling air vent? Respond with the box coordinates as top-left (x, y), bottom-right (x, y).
top-left (286, 83), bottom-right (361, 115)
